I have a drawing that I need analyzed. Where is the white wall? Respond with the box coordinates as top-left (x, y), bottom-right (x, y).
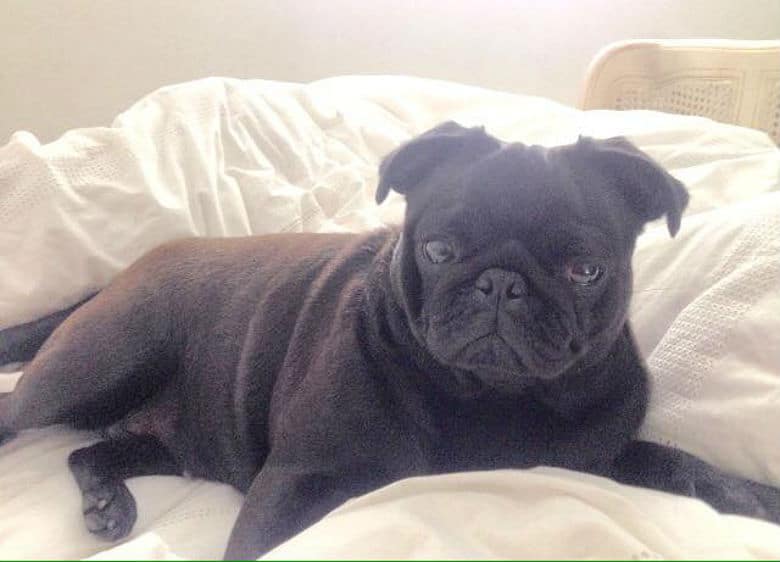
top-left (2, 0), bottom-right (779, 143)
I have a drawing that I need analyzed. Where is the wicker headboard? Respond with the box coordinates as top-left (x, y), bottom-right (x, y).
top-left (580, 39), bottom-right (780, 144)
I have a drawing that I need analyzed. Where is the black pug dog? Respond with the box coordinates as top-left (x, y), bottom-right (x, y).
top-left (1, 122), bottom-right (779, 559)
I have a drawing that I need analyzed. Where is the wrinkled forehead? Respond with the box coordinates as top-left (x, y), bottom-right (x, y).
top-left (465, 144), bottom-right (588, 223)
top-left (410, 142), bottom-right (637, 256)
top-left (444, 144), bottom-right (627, 238)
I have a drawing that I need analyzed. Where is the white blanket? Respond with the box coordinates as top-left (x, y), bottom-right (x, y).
top-left (1, 76), bottom-right (779, 559)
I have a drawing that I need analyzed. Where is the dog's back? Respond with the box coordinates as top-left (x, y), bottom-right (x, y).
top-left (0, 230), bottom-right (393, 489)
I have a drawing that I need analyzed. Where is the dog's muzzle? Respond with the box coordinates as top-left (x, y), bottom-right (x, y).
top-left (472, 267), bottom-right (583, 371)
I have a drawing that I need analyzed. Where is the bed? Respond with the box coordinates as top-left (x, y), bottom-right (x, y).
top-left (1, 74), bottom-right (779, 559)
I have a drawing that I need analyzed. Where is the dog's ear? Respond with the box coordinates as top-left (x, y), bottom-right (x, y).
top-left (575, 136), bottom-right (689, 236)
top-left (376, 121), bottom-right (499, 204)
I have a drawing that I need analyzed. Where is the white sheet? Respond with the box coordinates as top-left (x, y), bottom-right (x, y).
top-left (1, 75), bottom-right (779, 559)
top-left (264, 469), bottom-right (780, 560)
top-left (81, 469), bottom-right (780, 561)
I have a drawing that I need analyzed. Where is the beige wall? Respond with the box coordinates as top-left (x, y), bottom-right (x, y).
top-left (2, 0), bottom-right (779, 143)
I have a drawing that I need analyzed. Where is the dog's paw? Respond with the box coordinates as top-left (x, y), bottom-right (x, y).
top-left (0, 393), bottom-right (15, 446)
top-left (81, 481), bottom-right (137, 541)
top-left (690, 464), bottom-right (780, 524)
top-left (613, 441), bottom-right (780, 524)
top-left (0, 430), bottom-right (16, 447)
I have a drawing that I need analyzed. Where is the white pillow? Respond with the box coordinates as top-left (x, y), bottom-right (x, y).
top-left (632, 191), bottom-right (780, 485)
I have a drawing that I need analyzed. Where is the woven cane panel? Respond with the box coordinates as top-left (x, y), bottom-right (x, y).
top-left (611, 78), bottom-right (738, 123)
top-left (764, 77), bottom-right (780, 144)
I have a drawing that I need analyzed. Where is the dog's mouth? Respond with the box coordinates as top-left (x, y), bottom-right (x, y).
top-left (427, 322), bottom-right (587, 383)
top-left (421, 284), bottom-right (587, 383)
top-left (454, 332), bottom-right (525, 374)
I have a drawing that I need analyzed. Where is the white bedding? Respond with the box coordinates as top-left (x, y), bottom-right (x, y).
top-left (1, 75), bottom-right (779, 559)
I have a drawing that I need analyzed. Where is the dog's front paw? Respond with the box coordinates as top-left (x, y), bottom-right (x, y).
top-left (81, 481), bottom-right (137, 541)
top-left (692, 468), bottom-right (780, 524)
top-left (613, 441), bottom-right (780, 524)
top-left (0, 430), bottom-right (16, 446)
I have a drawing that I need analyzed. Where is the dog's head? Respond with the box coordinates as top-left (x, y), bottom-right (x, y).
top-left (377, 122), bottom-right (688, 387)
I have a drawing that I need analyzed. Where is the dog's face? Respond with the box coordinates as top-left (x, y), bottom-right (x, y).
top-left (377, 122), bottom-right (688, 387)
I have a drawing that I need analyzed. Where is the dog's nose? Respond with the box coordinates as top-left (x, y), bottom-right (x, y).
top-left (475, 268), bottom-right (527, 300)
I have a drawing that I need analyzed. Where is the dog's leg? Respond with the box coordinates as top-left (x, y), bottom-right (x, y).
top-left (0, 392), bottom-right (14, 444)
top-left (68, 434), bottom-right (180, 541)
top-left (0, 294), bottom-right (95, 366)
top-left (611, 440), bottom-right (780, 523)
top-left (0, 292), bottom-right (169, 434)
top-left (223, 441), bottom-right (417, 561)
top-left (223, 462), bottom-right (359, 559)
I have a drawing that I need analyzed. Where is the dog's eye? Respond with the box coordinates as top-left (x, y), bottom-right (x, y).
top-left (424, 240), bottom-right (456, 264)
top-left (566, 261), bottom-right (604, 285)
